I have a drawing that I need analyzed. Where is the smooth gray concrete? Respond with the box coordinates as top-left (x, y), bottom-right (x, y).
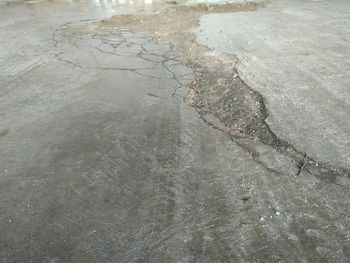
top-left (196, 0), bottom-right (350, 168)
top-left (0, 0), bottom-right (350, 262)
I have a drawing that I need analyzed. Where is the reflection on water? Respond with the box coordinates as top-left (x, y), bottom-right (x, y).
top-left (24, 0), bottom-right (156, 13)
top-left (88, 0), bottom-right (154, 8)
top-left (20, 0), bottom-right (158, 19)
top-left (70, 0), bottom-right (154, 7)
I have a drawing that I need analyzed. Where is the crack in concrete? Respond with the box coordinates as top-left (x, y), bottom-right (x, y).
top-left (50, 2), bottom-right (349, 183)
top-left (2, 2), bottom-right (350, 261)
top-left (189, 56), bottom-right (350, 183)
top-left (96, 2), bottom-right (350, 182)
top-left (51, 19), bottom-right (189, 104)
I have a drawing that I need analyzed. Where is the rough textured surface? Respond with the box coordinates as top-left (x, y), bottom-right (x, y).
top-left (0, 0), bottom-right (350, 262)
top-left (196, 0), bottom-right (350, 168)
top-left (101, 0), bottom-right (349, 181)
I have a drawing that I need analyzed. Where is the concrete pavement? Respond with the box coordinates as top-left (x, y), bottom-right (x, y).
top-left (196, 0), bottom-right (350, 168)
top-left (0, 0), bottom-right (349, 262)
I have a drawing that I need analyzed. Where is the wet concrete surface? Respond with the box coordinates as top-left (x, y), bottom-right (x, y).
top-left (1, 0), bottom-right (350, 262)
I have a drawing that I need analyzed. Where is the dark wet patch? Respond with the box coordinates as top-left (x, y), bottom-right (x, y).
top-left (0, 128), bottom-right (10, 139)
top-left (166, 0), bottom-right (178, 5)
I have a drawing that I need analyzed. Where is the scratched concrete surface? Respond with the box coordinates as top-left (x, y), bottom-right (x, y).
top-left (0, 0), bottom-right (350, 262)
